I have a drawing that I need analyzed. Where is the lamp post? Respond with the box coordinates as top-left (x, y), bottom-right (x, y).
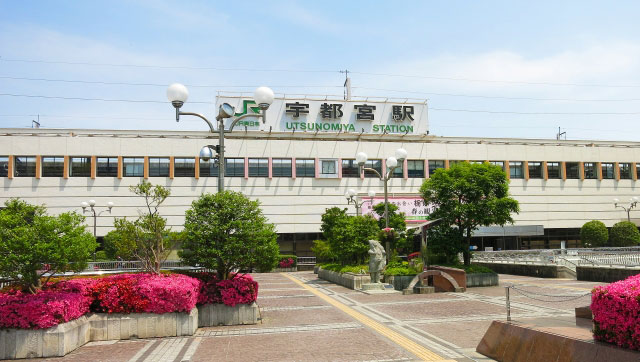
top-left (167, 84), bottom-right (274, 192)
top-left (614, 197), bottom-right (639, 222)
top-left (345, 189), bottom-right (376, 216)
top-left (81, 200), bottom-right (114, 261)
top-left (356, 148), bottom-right (407, 261)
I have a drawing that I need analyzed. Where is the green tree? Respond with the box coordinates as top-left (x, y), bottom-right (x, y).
top-left (110, 180), bottom-right (173, 274)
top-left (180, 191), bottom-right (279, 279)
top-left (580, 220), bottom-right (609, 247)
top-left (327, 214), bottom-right (379, 265)
top-left (609, 221), bottom-right (640, 247)
top-left (425, 223), bottom-right (464, 265)
top-left (0, 199), bottom-right (97, 293)
top-left (420, 162), bottom-right (519, 265)
top-left (321, 207), bottom-right (349, 241)
top-left (372, 202), bottom-right (415, 252)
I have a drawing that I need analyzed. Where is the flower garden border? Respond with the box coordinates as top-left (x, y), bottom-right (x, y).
top-left (0, 302), bottom-right (259, 360)
top-left (317, 267), bottom-right (370, 290)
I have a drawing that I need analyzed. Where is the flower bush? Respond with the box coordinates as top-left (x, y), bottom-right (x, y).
top-left (185, 272), bottom-right (259, 307)
top-left (591, 274), bottom-right (640, 349)
top-left (0, 290), bottom-right (91, 329)
top-left (407, 252), bottom-right (421, 261)
top-left (279, 258), bottom-right (295, 268)
top-left (0, 271), bottom-right (257, 329)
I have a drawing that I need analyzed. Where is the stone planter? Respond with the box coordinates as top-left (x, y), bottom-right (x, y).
top-left (313, 265), bottom-right (320, 274)
top-left (197, 302), bottom-right (259, 327)
top-left (318, 268), bottom-right (370, 290)
top-left (384, 275), bottom-right (418, 291)
top-left (466, 272), bottom-right (499, 287)
top-left (0, 308), bottom-right (198, 360)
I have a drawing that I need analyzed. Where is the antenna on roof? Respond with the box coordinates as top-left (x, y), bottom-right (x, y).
top-left (556, 126), bottom-right (566, 140)
top-left (32, 115), bottom-right (40, 129)
top-left (340, 69), bottom-right (351, 101)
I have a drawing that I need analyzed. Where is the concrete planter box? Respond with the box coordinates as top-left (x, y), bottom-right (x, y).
top-left (313, 265), bottom-right (320, 274)
top-left (466, 273), bottom-right (499, 287)
top-left (197, 302), bottom-right (259, 327)
top-left (384, 275), bottom-right (418, 291)
top-left (318, 267), bottom-right (370, 290)
top-left (0, 309), bottom-right (198, 360)
top-left (273, 267), bottom-right (297, 272)
top-left (473, 262), bottom-right (574, 279)
top-left (577, 266), bottom-right (640, 283)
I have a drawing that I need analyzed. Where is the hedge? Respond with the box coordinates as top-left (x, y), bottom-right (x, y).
top-left (591, 274), bottom-right (640, 349)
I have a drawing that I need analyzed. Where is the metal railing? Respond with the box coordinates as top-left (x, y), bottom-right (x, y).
top-left (84, 260), bottom-right (188, 272)
top-left (297, 257), bottom-right (316, 265)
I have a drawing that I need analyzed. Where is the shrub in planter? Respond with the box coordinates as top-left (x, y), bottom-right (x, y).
top-left (183, 272), bottom-right (259, 307)
top-left (278, 255), bottom-right (297, 268)
top-left (591, 274), bottom-right (640, 349)
top-left (609, 221), bottom-right (640, 247)
top-left (580, 220), bottom-right (608, 247)
top-left (0, 290), bottom-right (91, 329)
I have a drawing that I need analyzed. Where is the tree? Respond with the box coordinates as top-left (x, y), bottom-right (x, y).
top-left (327, 214), bottom-right (379, 265)
top-left (420, 162), bottom-right (519, 265)
top-left (372, 202), bottom-right (415, 252)
top-left (180, 191), bottom-right (279, 280)
top-left (425, 223), bottom-right (464, 265)
top-left (110, 181), bottom-right (173, 274)
top-left (0, 199), bottom-right (97, 293)
top-left (321, 207), bottom-right (349, 242)
top-left (609, 221), bottom-right (640, 247)
top-left (580, 220), bottom-right (609, 247)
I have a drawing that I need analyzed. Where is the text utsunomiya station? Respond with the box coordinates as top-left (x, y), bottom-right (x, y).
top-left (1, 95), bottom-right (638, 255)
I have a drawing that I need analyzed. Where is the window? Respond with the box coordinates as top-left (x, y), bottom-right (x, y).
top-left (41, 157), bottom-right (64, 177)
top-left (272, 158), bottom-right (292, 177)
top-left (428, 160), bottom-right (445, 175)
top-left (528, 162), bottom-right (542, 179)
top-left (364, 159), bottom-right (382, 178)
top-left (14, 156), bottom-right (36, 177)
top-left (547, 162), bottom-right (560, 179)
top-left (601, 163), bottom-right (614, 179)
top-left (225, 158), bottom-right (245, 177)
top-left (509, 161), bottom-right (523, 179)
top-left (320, 159), bottom-right (338, 178)
top-left (637, 164), bottom-right (640, 180)
top-left (123, 157), bottom-right (144, 177)
top-left (619, 163), bottom-right (632, 179)
top-left (249, 158), bottom-right (268, 177)
top-left (407, 160), bottom-right (425, 178)
top-left (148, 157), bottom-right (170, 177)
top-left (97, 157), bottom-right (118, 177)
top-left (392, 162), bottom-right (403, 178)
top-left (584, 162), bottom-right (596, 179)
top-left (199, 159), bottom-right (218, 177)
top-left (565, 162), bottom-right (579, 179)
top-left (0, 156), bottom-right (8, 177)
top-left (174, 157), bottom-right (195, 177)
top-left (70, 157), bottom-right (91, 177)
top-left (489, 161), bottom-right (505, 171)
top-left (341, 159), bottom-right (359, 178)
top-left (296, 159), bottom-right (315, 177)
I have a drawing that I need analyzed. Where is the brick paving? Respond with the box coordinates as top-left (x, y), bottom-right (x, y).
top-left (15, 272), bottom-right (606, 362)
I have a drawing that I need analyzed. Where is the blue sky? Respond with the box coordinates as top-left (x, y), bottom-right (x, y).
top-left (2, 1), bottom-right (640, 140)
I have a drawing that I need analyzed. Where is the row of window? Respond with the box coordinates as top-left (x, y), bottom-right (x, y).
top-left (0, 156), bottom-right (637, 180)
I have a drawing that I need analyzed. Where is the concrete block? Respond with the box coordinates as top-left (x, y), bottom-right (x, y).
top-left (414, 286), bottom-right (435, 294)
top-left (197, 303), bottom-right (259, 327)
top-left (402, 288), bottom-right (414, 295)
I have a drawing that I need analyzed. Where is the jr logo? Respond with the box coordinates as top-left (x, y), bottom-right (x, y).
top-left (234, 100), bottom-right (260, 117)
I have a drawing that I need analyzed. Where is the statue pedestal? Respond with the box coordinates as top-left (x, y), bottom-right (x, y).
top-left (362, 283), bottom-right (386, 291)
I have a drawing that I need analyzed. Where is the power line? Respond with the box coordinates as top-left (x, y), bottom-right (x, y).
top-left (0, 93), bottom-right (210, 104)
top-left (353, 86), bottom-right (640, 102)
top-left (429, 107), bottom-right (640, 115)
top-left (0, 57), bottom-right (338, 73)
top-left (0, 75), bottom-right (343, 89)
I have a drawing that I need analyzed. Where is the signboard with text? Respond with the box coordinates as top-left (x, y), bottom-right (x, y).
top-left (215, 96), bottom-right (428, 135)
top-left (361, 196), bottom-right (435, 222)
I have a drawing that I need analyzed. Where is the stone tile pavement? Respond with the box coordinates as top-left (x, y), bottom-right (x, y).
top-left (13, 272), bottom-right (604, 362)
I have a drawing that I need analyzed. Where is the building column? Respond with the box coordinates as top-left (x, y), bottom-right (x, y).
top-left (91, 156), bottom-right (97, 179)
top-left (169, 157), bottom-right (175, 179)
top-left (424, 159), bottom-right (429, 179)
top-left (614, 162), bottom-right (620, 181)
top-left (632, 163), bottom-right (638, 181)
top-left (63, 156), bottom-right (69, 179)
top-left (444, 159), bottom-right (450, 169)
top-left (505, 160), bottom-right (510, 180)
top-left (35, 155), bottom-right (41, 179)
top-left (194, 156), bottom-right (200, 179)
top-left (143, 157), bottom-right (149, 179)
top-left (542, 161), bottom-right (548, 180)
top-left (337, 158), bottom-right (342, 178)
top-left (561, 162), bottom-right (567, 180)
top-left (117, 156), bottom-right (123, 179)
top-left (579, 162), bottom-right (585, 180)
top-left (7, 155), bottom-right (13, 179)
top-left (596, 162), bottom-right (603, 180)
top-left (244, 157), bottom-right (249, 179)
top-left (523, 161), bottom-right (529, 180)
top-left (291, 157), bottom-right (296, 179)
top-left (403, 158), bottom-right (408, 179)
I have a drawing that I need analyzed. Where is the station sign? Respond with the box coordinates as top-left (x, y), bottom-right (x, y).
top-left (361, 196), bottom-right (435, 222)
top-left (215, 96), bottom-right (428, 135)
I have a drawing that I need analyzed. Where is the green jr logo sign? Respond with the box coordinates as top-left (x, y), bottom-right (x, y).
top-left (234, 100), bottom-right (260, 117)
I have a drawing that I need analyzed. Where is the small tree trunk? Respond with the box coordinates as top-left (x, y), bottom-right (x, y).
top-left (463, 228), bottom-right (472, 266)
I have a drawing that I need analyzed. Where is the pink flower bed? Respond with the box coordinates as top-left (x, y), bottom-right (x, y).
top-left (188, 272), bottom-right (259, 307)
top-left (0, 272), bottom-right (258, 330)
top-left (279, 258), bottom-right (295, 268)
top-left (591, 274), bottom-right (640, 350)
top-left (0, 290), bottom-right (91, 329)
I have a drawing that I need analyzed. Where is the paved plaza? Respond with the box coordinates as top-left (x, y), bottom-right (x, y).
top-left (16, 272), bottom-right (605, 362)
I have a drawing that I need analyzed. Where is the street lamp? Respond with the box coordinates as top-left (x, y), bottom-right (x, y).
top-left (81, 200), bottom-right (114, 261)
top-left (614, 197), bottom-right (639, 222)
top-left (356, 148), bottom-right (407, 260)
top-left (167, 84), bottom-right (274, 192)
top-left (345, 189), bottom-right (376, 216)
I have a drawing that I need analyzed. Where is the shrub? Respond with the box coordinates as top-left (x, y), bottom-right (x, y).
top-left (183, 272), bottom-right (259, 307)
top-left (591, 274), bottom-right (640, 349)
top-left (278, 255), bottom-right (297, 268)
top-left (0, 290), bottom-right (91, 329)
top-left (311, 240), bottom-right (335, 262)
top-left (407, 252), bottom-right (421, 261)
top-left (609, 221), bottom-right (640, 247)
top-left (580, 220), bottom-right (608, 247)
top-left (319, 263), bottom-right (368, 274)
